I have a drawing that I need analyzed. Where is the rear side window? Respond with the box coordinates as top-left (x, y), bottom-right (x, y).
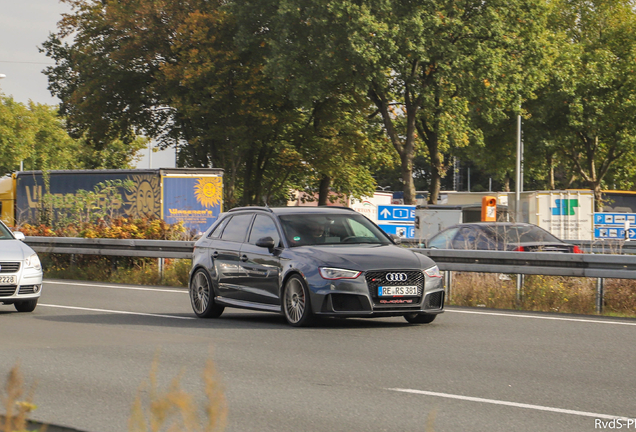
top-left (220, 213), bottom-right (253, 242)
top-left (248, 215), bottom-right (281, 246)
top-left (208, 216), bottom-right (231, 239)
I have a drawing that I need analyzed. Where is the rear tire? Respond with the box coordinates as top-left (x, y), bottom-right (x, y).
top-left (15, 299), bottom-right (38, 313)
top-left (282, 275), bottom-right (314, 327)
top-left (404, 313), bottom-right (437, 324)
top-left (190, 269), bottom-right (224, 318)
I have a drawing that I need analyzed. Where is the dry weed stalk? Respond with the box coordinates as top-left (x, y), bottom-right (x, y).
top-left (0, 363), bottom-right (42, 432)
top-left (129, 357), bottom-right (227, 432)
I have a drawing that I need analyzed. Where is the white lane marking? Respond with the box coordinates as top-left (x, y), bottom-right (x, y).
top-left (44, 280), bottom-right (186, 294)
top-left (447, 309), bottom-right (636, 326)
top-left (39, 303), bottom-right (196, 320)
top-left (387, 388), bottom-right (630, 420)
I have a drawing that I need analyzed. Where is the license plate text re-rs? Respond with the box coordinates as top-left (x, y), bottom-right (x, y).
top-left (378, 286), bottom-right (418, 296)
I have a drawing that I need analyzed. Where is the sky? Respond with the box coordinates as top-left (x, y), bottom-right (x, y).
top-left (0, 0), bottom-right (175, 169)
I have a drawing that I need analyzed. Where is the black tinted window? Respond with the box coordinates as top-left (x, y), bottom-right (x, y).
top-left (220, 213), bottom-right (253, 242)
top-left (248, 215), bottom-right (280, 245)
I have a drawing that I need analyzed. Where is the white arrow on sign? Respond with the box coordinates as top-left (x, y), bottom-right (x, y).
top-left (380, 208), bottom-right (391, 218)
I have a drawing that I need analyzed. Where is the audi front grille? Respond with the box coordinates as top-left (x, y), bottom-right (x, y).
top-left (364, 271), bottom-right (424, 308)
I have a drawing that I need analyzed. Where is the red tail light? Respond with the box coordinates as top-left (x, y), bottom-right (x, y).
top-left (513, 246), bottom-right (525, 252)
top-left (573, 245), bottom-right (583, 254)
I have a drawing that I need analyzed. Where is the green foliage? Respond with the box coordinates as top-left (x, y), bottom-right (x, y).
top-left (0, 93), bottom-right (144, 177)
top-left (246, 0), bottom-right (551, 203)
top-left (527, 0), bottom-right (636, 204)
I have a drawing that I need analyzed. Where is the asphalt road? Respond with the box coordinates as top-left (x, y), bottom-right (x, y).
top-left (1, 279), bottom-right (635, 432)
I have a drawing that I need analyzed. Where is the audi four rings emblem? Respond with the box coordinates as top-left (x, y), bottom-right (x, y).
top-left (386, 273), bottom-right (408, 282)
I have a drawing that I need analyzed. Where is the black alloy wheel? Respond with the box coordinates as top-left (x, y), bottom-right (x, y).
top-left (190, 269), bottom-right (224, 318)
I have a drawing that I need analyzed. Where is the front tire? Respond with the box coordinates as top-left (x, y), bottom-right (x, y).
top-left (15, 299), bottom-right (38, 313)
top-left (283, 275), bottom-right (314, 327)
top-left (190, 269), bottom-right (224, 318)
top-left (404, 313), bottom-right (437, 324)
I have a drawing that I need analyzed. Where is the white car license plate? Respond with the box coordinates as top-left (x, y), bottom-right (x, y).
top-left (378, 286), bottom-right (418, 296)
top-left (0, 276), bottom-right (16, 285)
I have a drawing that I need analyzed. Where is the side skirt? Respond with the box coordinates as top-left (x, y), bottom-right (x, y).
top-left (216, 296), bottom-right (282, 313)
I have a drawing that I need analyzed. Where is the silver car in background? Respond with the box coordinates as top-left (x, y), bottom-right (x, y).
top-left (0, 221), bottom-right (42, 312)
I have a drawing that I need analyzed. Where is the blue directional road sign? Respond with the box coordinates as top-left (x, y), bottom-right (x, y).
top-left (379, 224), bottom-right (415, 239)
top-left (378, 205), bottom-right (416, 223)
top-left (594, 213), bottom-right (636, 226)
top-left (594, 227), bottom-right (636, 239)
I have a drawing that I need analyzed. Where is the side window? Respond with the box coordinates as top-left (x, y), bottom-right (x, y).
top-left (453, 227), bottom-right (478, 249)
top-left (428, 228), bottom-right (458, 249)
top-left (248, 215), bottom-right (281, 246)
top-left (208, 216), bottom-right (231, 239)
top-left (220, 213), bottom-right (253, 243)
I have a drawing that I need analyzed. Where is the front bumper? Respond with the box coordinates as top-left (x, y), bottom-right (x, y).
top-left (311, 270), bottom-right (445, 317)
top-left (0, 266), bottom-right (43, 304)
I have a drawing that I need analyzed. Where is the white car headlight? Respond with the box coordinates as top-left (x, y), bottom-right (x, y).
top-left (319, 267), bottom-right (362, 280)
top-left (424, 265), bottom-right (442, 278)
top-left (25, 253), bottom-right (41, 270)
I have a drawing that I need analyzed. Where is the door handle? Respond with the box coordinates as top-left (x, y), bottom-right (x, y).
top-left (212, 251), bottom-right (219, 259)
top-left (240, 254), bottom-right (248, 262)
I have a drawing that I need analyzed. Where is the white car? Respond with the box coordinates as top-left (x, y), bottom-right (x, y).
top-left (0, 221), bottom-right (42, 312)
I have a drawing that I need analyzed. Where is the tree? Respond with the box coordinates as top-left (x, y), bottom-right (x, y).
top-left (531, 0), bottom-right (636, 208)
top-left (0, 94), bottom-right (139, 176)
top-left (245, 0), bottom-right (550, 204)
top-left (43, 0), bottom-right (387, 207)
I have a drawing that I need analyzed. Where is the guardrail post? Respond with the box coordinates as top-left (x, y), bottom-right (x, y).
top-left (444, 271), bottom-right (452, 302)
top-left (516, 274), bottom-right (524, 304)
top-left (158, 258), bottom-right (165, 283)
top-left (596, 278), bottom-right (604, 314)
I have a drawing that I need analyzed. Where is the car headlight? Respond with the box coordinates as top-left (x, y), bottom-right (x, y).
top-left (25, 253), bottom-right (41, 270)
top-left (319, 267), bottom-right (362, 280)
top-left (424, 265), bottom-right (442, 278)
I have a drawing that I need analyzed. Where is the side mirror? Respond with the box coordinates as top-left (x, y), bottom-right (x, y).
top-left (389, 234), bottom-right (401, 245)
top-left (255, 236), bottom-right (276, 250)
top-left (13, 231), bottom-right (25, 241)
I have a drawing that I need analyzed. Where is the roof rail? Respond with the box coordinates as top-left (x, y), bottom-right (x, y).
top-left (227, 206), bottom-right (273, 213)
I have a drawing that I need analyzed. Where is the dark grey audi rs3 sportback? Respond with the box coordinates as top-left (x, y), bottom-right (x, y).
top-left (189, 206), bottom-right (444, 327)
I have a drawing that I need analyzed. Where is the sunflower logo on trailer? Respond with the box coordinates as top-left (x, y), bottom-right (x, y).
top-left (194, 177), bottom-right (223, 208)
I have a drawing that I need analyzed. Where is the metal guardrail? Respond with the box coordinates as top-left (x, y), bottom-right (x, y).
top-left (25, 236), bottom-right (636, 279)
top-left (25, 236), bottom-right (195, 259)
top-left (402, 237), bottom-right (636, 254)
top-left (412, 248), bottom-right (636, 280)
top-left (25, 236), bottom-right (631, 313)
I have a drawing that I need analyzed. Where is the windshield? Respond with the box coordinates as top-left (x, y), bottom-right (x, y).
top-left (279, 213), bottom-right (391, 247)
top-left (0, 222), bottom-right (14, 240)
top-left (488, 225), bottom-right (560, 244)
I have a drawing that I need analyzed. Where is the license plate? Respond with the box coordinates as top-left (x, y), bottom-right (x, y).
top-left (378, 286), bottom-right (418, 296)
top-left (0, 276), bottom-right (16, 285)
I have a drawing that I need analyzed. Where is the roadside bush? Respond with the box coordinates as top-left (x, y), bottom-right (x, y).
top-left (448, 273), bottom-right (634, 317)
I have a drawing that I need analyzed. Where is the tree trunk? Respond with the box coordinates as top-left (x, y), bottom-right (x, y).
top-left (592, 182), bottom-right (603, 212)
top-left (318, 175), bottom-right (331, 206)
top-left (504, 175), bottom-right (511, 192)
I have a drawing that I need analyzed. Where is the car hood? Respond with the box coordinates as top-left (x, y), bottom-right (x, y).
top-left (289, 244), bottom-right (425, 271)
top-left (0, 240), bottom-right (34, 261)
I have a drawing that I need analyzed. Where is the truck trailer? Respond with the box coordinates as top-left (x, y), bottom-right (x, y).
top-left (0, 168), bottom-right (224, 234)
